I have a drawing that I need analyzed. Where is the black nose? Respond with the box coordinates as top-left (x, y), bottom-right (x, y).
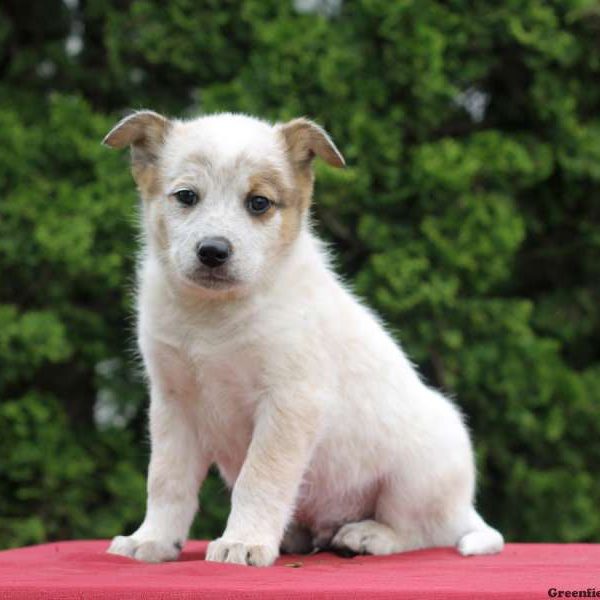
top-left (197, 237), bottom-right (232, 268)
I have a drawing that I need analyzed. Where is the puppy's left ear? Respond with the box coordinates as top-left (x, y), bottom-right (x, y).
top-left (103, 110), bottom-right (171, 166)
top-left (277, 118), bottom-right (345, 169)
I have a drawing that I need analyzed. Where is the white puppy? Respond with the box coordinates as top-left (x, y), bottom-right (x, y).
top-left (103, 111), bottom-right (503, 567)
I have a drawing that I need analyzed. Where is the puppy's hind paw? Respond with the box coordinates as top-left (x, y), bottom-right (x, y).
top-left (332, 520), bottom-right (400, 556)
top-left (206, 538), bottom-right (278, 567)
top-left (457, 528), bottom-right (504, 556)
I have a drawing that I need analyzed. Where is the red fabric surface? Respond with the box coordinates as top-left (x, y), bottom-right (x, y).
top-left (0, 541), bottom-right (598, 599)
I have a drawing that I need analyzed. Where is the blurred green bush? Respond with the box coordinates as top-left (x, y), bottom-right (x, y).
top-left (0, 0), bottom-right (598, 548)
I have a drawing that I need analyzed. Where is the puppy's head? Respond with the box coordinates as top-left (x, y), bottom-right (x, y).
top-left (103, 111), bottom-right (344, 297)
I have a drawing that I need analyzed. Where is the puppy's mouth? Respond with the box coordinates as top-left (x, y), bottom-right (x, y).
top-left (188, 268), bottom-right (239, 290)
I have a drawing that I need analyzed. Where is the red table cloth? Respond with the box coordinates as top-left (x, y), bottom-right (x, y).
top-left (0, 541), bottom-right (598, 599)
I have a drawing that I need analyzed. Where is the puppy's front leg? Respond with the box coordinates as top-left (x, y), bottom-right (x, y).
top-left (207, 390), bottom-right (321, 567)
top-left (108, 343), bottom-right (209, 562)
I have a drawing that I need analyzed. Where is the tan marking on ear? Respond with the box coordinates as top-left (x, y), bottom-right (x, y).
top-left (275, 118), bottom-right (342, 243)
top-left (103, 110), bottom-right (171, 199)
top-left (103, 110), bottom-right (169, 146)
top-left (277, 118), bottom-right (345, 169)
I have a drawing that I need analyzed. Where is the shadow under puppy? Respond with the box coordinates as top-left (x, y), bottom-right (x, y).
top-left (104, 111), bottom-right (503, 566)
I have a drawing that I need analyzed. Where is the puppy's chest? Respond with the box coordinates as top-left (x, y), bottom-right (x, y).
top-left (192, 347), bottom-right (262, 478)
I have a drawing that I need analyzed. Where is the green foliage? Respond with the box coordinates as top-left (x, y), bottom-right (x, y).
top-left (0, 0), bottom-right (598, 548)
top-left (0, 392), bottom-right (147, 545)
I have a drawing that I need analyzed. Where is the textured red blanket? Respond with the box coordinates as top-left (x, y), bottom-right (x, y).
top-left (0, 541), bottom-right (597, 599)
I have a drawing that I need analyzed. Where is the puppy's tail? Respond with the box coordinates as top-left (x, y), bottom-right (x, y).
top-left (456, 508), bottom-right (504, 556)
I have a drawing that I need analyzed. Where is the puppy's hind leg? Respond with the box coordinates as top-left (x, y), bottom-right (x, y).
top-left (331, 474), bottom-right (450, 556)
top-left (371, 472), bottom-right (503, 557)
top-left (356, 471), bottom-right (503, 556)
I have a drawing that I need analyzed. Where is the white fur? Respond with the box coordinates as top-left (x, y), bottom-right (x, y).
top-left (106, 112), bottom-right (503, 566)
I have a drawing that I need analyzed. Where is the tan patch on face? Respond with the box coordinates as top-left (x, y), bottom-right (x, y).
top-left (154, 210), bottom-right (169, 253)
top-left (248, 168), bottom-right (285, 214)
top-left (248, 166), bottom-right (313, 248)
top-left (280, 171), bottom-right (314, 247)
top-left (132, 163), bottom-right (163, 199)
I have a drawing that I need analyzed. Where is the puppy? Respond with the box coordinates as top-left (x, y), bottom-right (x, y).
top-left (104, 111), bottom-right (503, 566)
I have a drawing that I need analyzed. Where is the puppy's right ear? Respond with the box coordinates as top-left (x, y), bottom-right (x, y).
top-left (103, 110), bottom-right (171, 195)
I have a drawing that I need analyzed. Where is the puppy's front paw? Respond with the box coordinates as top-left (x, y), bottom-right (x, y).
top-left (206, 537), bottom-right (278, 567)
top-left (107, 535), bottom-right (182, 563)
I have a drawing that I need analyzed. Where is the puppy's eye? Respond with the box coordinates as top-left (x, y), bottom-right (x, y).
top-left (246, 195), bottom-right (272, 215)
top-left (173, 189), bottom-right (199, 207)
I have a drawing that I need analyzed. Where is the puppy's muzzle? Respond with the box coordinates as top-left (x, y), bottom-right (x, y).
top-left (197, 237), bottom-right (232, 269)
